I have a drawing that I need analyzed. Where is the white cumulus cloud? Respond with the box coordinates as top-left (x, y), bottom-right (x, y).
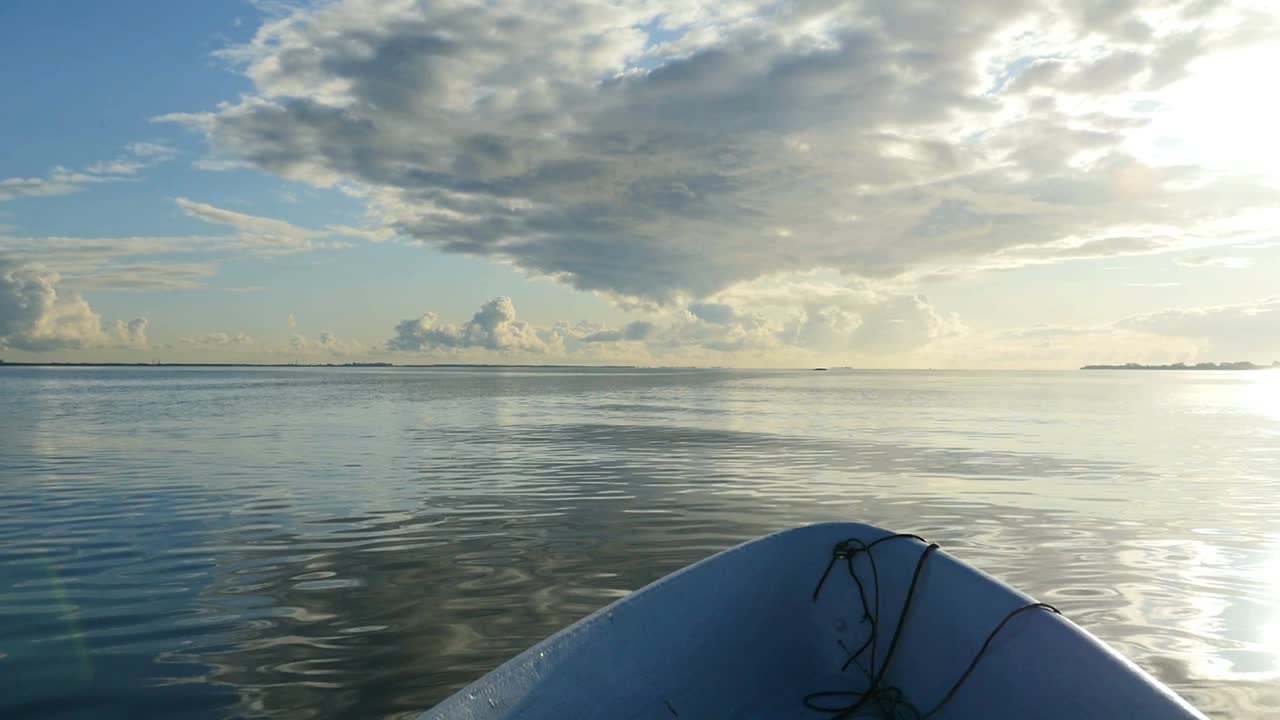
top-left (388, 297), bottom-right (547, 353)
top-left (0, 258), bottom-right (145, 352)
top-left (385, 286), bottom-right (961, 362)
top-left (113, 317), bottom-right (150, 347)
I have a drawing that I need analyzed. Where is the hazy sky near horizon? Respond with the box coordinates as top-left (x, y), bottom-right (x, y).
top-left (2, 0), bottom-right (1279, 368)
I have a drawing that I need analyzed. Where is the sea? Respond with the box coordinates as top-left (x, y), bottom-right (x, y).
top-left (1, 366), bottom-right (1277, 718)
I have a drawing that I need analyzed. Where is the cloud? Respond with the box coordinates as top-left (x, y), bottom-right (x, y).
top-left (784, 294), bottom-right (960, 354)
top-left (164, 0), bottom-right (1280, 303)
top-left (0, 234), bottom-right (200, 264)
top-left (580, 321), bottom-right (654, 343)
top-left (126, 142), bottom-right (177, 159)
top-left (180, 331), bottom-right (254, 346)
top-left (178, 197), bottom-right (320, 240)
top-left (688, 303), bottom-right (755, 327)
top-left (1011, 51), bottom-right (1149, 94)
top-left (73, 263), bottom-right (219, 291)
top-left (388, 296), bottom-right (546, 353)
top-left (190, 158), bottom-right (252, 171)
top-left (703, 275), bottom-right (964, 354)
top-left (176, 197), bottom-right (379, 252)
top-left (0, 258), bottom-right (158, 353)
top-left (1176, 255), bottom-right (1254, 269)
top-left (663, 284), bottom-right (961, 357)
top-left (0, 202), bottom-right (373, 296)
top-left (113, 317), bottom-right (149, 347)
top-left (3, 199), bottom-right (384, 296)
top-left (0, 233), bottom-right (226, 291)
top-left (652, 300), bottom-right (777, 353)
top-left (0, 143), bottom-right (176, 202)
top-left (0, 258), bottom-right (105, 351)
top-left (385, 285), bottom-right (959, 362)
top-left (324, 224), bottom-right (395, 242)
top-left (981, 296), bottom-right (1280, 367)
top-left (975, 323), bottom-right (1202, 369)
top-left (1119, 297), bottom-right (1279, 341)
top-left (84, 160), bottom-right (147, 176)
top-left (0, 172), bottom-right (108, 202)
top-left (295, 327), bottom-right (366, 356)
top-left (226, 329), bottom-right (368, 359)
top-left (177, 197), bottom-right (324, 251)
top-left (287, 312), bottom-right (297, 329)
top-left (387, 298), bottom-right (635, 355)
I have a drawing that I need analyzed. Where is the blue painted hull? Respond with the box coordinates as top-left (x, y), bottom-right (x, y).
top-left (423, 523), bottom-right (1205, 719)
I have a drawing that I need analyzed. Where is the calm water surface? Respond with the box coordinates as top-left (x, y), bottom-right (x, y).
top-left (1, 367), bottom-right (1278, 718)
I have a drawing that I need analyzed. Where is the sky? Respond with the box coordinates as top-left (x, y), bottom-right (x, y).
top-left (2, 0), bottom-right (1279, 368)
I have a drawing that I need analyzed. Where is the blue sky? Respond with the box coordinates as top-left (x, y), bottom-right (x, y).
top-left (2, 0), bottom-right (1279, 367)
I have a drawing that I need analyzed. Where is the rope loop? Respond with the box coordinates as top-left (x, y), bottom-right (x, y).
top-left (805, 534), bottom-right (1060, 719)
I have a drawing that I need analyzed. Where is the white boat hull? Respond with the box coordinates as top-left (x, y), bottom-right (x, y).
top-left (423, 522), bottom-right (1205, 719)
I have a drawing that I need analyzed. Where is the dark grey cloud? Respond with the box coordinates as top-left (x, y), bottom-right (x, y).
top-left (167, 0), bottom-right (1278, 304)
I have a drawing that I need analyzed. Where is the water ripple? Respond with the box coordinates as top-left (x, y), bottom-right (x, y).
top-left (1, 367), bottom-right (1277, 718)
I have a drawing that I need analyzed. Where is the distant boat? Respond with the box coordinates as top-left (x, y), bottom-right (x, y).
top-left (813, 367), bottom-right (829, 371)
top-left (423, 523), bottom-right (1204, 719)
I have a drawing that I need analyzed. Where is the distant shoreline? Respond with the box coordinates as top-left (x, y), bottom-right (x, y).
top-left (1082, 362), bottom-right (1278, 371)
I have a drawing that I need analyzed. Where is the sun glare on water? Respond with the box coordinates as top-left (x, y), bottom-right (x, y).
top-left (1242, 371), bottom-right (1280, 425)
top-left (1258, 547), bottom-right (1280, 679)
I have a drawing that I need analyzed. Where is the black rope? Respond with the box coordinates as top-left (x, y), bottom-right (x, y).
top-left (804, 535), bottom-right (1060, 719)
top-left (916, 602), bottom-right (1060, 718)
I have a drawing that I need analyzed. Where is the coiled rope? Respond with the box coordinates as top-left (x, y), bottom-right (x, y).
top-left (805, 534), bottom-right (1060, 719)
